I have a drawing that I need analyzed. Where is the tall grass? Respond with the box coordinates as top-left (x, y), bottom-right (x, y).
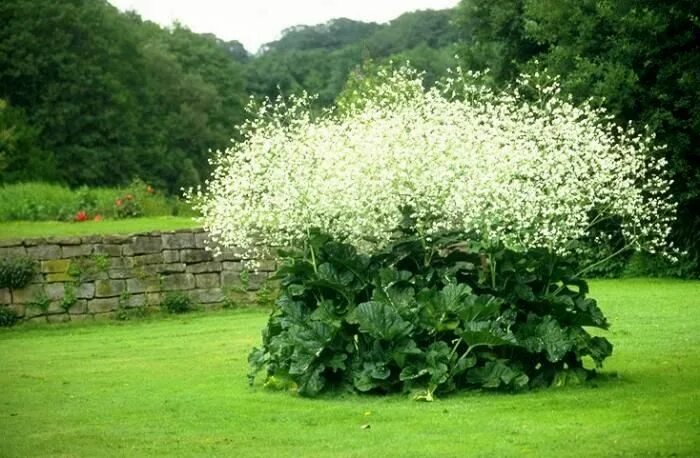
top-left (0, 182), bottom-right (194, 221)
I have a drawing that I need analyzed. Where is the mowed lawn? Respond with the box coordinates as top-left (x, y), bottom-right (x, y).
top-left (1, 279), bottom-right (698, 457)
top-left (0, 216), bottom-right (199, 240)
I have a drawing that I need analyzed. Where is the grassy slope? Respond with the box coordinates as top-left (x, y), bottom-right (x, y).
top-left (1, 279), bottom-right (698, 457)
top-left (0, 217), bottom-right (199, 239)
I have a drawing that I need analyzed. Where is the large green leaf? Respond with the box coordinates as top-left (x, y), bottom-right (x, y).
top-left (516, 315), bottom-right (572, 363)
top-left (350, 301), bottom-right (414, 341)
top-left (390, 338), bottom-right (422, 366)
top-left (276, 294), bottom-right (307, 325)
top-left (247, 347), bottom-right (267, 385)
top-left (376, 267), bottom-right (413, 290)
top-left (466, 361), bottom-right (529, 389)
top-left (288, 321), bottom-right (336, 375)
top-left (351, 340), bottom-right (394, 392)
top-left (372, 285), bottom-right (418, 319)
top-left (399, 341), bottom-right (451, 389)
top-left (456, 294), bottom-right (503, 322)
top-left (297, 362), bottom-right (326, 396)
top-left (439, 283), bottom-right (473, 311)
top-left (584, 336), bottom-right (614, 367)
top-left (460, 320), bottom-right (517, 348)
top-left (317, 262), bottom-right (355, 287)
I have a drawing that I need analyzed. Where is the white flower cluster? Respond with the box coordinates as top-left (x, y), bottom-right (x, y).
top-left (188, 66), bottom-right (676, 262)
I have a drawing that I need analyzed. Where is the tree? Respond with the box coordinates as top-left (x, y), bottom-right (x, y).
top-left (455, 0), bottom-right (700, 274)
top-left (0, 1), bottom-right (247, 192)
top-left (0, 99), bottom-right (55, 182)
top-left (247, 9), bottom-right (462, 107)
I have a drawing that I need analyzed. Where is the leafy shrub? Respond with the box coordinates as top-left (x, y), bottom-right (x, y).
top-left (0, 306), bottom-right (20, 327)
top-left (161, 292), bottom-right (193, 314)
top-left (0, 256), bottom-right (36, 289)
top-left (0, 181), bottom-right (191, 221)
top-left (249, 230), bottom-right (613, 399)
top-left (60, 284), bottom-right (77, 311)
top-left (192, 65), bottom-right (673, 399)
top-left (29, 291), bottom-right (50, 313)
top-left (114, 193), bottom-right (143, 218)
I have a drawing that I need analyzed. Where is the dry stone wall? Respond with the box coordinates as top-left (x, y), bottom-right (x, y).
top-left (0, 229), bottom-right (275, 323)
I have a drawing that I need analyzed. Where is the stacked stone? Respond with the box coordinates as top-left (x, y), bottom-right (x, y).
top-left (0, 229), bottom-right (275, 322)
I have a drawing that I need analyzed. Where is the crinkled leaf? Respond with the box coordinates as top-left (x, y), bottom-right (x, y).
top-left (297, 362), bottom-right (326, 396)
top-left (545, 293), bottom-right (608, 329)
top-left (574, 296), bottom-right (608, 328)
top-left (247, 347), bottom-right (267, 385)
top-left (417, 284), bottom-right (477, 332)
top-left (391, 338), bottom-right (422, 366)
top-left (327, 352), bottom-right (348, 371)
top-left (317, 262), bottom-right (354, 287)
top-left (466, 361), bottom-right (529, 389)
top-left (424, 341), bottom-right (451, 385)
top-left (353, 361), bottom-right (391, 392)
top-left (310, 298), bottom-right (349, 323)
top-left (439, 283), bottom-right (473, 310)
top-left (350, 301), bottom-right (413, 341)
top-left (372, 285), bottom-right (417, 318)
top-left (460, 321), bottom-right (517, 348)
top-left (457, 294), bottom-right (503, 322)
top-left (288, 321), bottom-right (336, 375)
top-left (277, 294), bottom-right (306, 324)
top-left (287, 284), bottom-right (306, 297)
top-left (516, 315), bottom-right (572, 363)
top-left (587, 336), bottom-right (613, 367)
top-left (377, 268), bottom-right (412, 289)
top-left (453, 354), bottom-right (477, 375)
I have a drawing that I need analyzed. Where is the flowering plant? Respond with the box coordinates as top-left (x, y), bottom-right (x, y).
top-left (74, 211), bottom-right (88, 222)
top-left (191, 65), bottom-right (678, 398)
top-left (114, 193), bottom-right (140, 218)
top-left (189, 66), bottom-right (676, 270)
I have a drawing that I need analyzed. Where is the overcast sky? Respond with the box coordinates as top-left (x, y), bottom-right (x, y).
top-left (107, 0), bottom-right (460, 53)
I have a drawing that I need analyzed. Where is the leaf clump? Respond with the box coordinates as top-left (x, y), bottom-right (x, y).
top-left (248, 230), bottom-right (613, 399)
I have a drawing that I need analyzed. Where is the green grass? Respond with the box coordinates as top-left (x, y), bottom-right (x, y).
top-left (1, 279), bottom-right (698, 457)
top-left (0, 216), bottom-right (199, 239)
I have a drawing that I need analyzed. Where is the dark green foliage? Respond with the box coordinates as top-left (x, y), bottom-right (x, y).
top-left (249, 230), bottom-right (612, 398)
top-left (261, 18), bottom-right (381, 53)
top-left (0, 3), bottom-right (461, 192)
top-left (0, 256), bottom-right (36, 289)
top-left (161, 292), bottom-right (193, 314)
top-left (247, 10), bottom-right (460, 106)
top-left (0, 99), bottom-right (55, 182)
top-left (0, 0), bottom-right (246, 193)
top-left (455, 0), bottom-right (700, 276)
top-left (0, 306), bottom-right (20, 327)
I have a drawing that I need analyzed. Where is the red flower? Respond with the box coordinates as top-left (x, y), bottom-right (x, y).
top-left (75, 211), bottom-right (88, 222)
top-left (93, 214), bottom-right (103, 222)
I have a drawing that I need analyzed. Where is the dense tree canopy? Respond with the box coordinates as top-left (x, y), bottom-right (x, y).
top-left (455, 0), bottom-right (700, 274)
top-left (0, 0), bottom-right (246, 192)
top-left (246, 10), bottom-right (460, 105)
top-left (0, 2), bottom-right (458, 188)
